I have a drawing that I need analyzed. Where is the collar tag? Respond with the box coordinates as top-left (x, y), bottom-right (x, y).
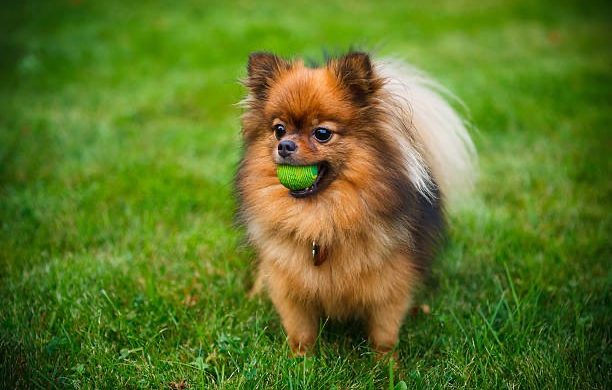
top-left (312, 241), bottom-right (326, 266)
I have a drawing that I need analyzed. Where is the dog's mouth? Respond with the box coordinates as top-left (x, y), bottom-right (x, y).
top-left (290, 162), bottom-right (330, 198)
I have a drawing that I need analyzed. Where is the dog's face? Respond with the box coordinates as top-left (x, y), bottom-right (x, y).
top-left (242, 52), bottom-right (385, 199)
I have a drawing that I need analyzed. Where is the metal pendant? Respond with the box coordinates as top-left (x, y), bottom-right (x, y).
top-left (312, 241), bottom-right (325, 266)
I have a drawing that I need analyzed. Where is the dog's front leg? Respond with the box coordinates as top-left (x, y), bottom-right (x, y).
top-left (269, 288), bottom-right (319, 356)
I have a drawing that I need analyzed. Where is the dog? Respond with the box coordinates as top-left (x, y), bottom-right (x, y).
top-left (235, 51), bottom-right (475, 355)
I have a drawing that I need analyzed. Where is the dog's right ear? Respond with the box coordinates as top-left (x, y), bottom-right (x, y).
top-left (246, 52), bottom-right (290, 100)
top-left (332, 52), bottom-right (382, 106)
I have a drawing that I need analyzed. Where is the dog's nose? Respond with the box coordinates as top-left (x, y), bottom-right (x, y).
top-left (278, 140), bottom-right (297, 158)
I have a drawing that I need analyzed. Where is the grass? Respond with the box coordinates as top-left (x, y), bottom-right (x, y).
top-left (0, 0), bottom-right (610, 388)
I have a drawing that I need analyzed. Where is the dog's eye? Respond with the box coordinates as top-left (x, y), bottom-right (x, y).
top-left (313, 127), bottom-right (333, 143)
top-left (274, 124), bottom-right (286, 140)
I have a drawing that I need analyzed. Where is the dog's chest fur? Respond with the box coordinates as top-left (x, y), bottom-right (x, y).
top-left (257, 230), bottom-right (416, 319)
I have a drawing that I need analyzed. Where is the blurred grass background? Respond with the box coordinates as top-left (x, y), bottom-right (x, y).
top-left (0, 0), bottom-right (610, 388)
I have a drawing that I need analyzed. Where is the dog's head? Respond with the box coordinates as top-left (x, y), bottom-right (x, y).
top-left (241, 52), bottom-right (389, 199)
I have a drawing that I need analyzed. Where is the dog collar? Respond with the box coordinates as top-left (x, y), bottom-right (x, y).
top-left (312, 241), bottom-right (327, 266)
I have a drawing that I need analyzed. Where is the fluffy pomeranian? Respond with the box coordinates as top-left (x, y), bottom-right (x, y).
top-left (236, 51), bottom-right (475, 355)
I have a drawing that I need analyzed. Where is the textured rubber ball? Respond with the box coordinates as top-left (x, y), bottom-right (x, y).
top-left (276, 164), bottom-right (318, 191)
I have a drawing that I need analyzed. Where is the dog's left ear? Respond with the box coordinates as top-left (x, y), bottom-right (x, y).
top-left (332, 52), bottom-right (382, 105)
top-left (246, 52), bottom-right (290, 100)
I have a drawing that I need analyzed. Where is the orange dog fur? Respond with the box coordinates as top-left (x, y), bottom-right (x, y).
top-left (236, 52), bottom-right (475, 354)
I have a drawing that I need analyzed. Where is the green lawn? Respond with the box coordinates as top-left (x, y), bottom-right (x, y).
top-left (1, 0), bottom-right (610, 388)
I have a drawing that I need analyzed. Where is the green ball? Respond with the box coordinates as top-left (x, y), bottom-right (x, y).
top-left (276, 164), bottom-right (318, 190)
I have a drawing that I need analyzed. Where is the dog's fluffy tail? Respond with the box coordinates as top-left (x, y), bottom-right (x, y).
top-left (376, 59), bottom-right (477, 206)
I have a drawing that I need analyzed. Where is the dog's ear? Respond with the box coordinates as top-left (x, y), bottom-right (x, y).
top-left (246, 52), bottom-right (290, 100)
top-left (332, 52), bottom-right (382, 105)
